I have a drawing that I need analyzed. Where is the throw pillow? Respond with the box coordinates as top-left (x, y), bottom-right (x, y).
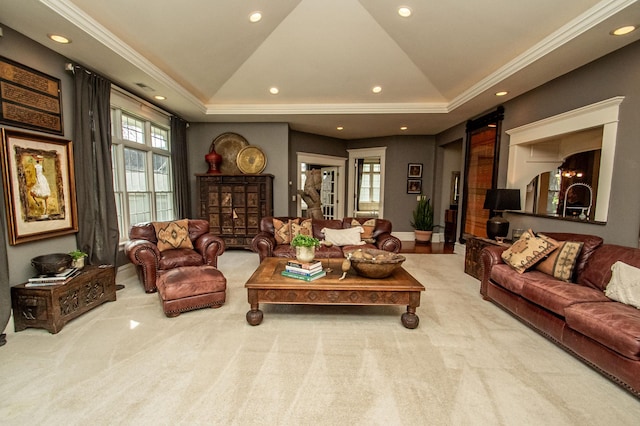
top-left (322, 226), bottom-right (365, 247)
top-left (501, 229), bottom-right (560, 274)
top-left (536, 241), bottom-right (584, 282)
top-left (273, 218), bottom-right (299, 244)
top-left (605, 261), bottom-right (640, 309)
top-left (291, 219), bottom-right (313, 238)
top-left (152, 219), bottom-right (194, 252)
top-left (351, 218), bottom-right (376, 243)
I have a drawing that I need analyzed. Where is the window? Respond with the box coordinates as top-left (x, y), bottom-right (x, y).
top-left (111, 89), bottom-right (174, 241)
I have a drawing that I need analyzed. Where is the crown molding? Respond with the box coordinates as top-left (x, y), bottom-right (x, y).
top-left (204, 102), bottom-right (449, 115)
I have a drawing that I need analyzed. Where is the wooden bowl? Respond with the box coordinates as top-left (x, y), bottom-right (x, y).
top-left (31, 253), bottom-right (73, 276)
top-left (343, 248), bottom-right (406, 279)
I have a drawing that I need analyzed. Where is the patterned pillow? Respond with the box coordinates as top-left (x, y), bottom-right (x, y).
top-left (273, 218), bottom-right (299, 244)
top-left (152, 219), bottom-right (194, 252)
top-left (605, 261), bottom-right (640, 309)
top-left (351, 218), bottom-right (376, 243)
top-left (501, 229), bottom-right (560, 274)
top-left (291, 219), bottom-right (313, 238)
top-left (536, 241), bottom-right (584, 282)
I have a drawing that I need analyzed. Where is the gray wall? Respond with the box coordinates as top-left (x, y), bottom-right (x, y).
top-left (186, 123), bottom-right (290, 217)
top-left (0, 26), bottom-right (78, 285)
top-left (436, 39), bottom-right (640, 247)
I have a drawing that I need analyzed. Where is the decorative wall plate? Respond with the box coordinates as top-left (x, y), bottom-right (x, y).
top-left (236, 146), bottom-right (267, 174)
top-left (210, 132), bottom-right (249, 174)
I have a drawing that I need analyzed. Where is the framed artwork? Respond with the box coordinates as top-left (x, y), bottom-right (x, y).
top-left (407, 179), bottom-right (422, 194)
top-left (1, 129), bottom-right (78, 245)
top-left (408, 163), bottom-right (423, 178)
top-left (0, 56), bottom-right (64, 135)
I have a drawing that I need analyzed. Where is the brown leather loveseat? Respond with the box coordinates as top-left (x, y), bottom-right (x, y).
top-left (480, 232), bottom-right (640, 397)
top-left (251, 216), bottom-right (401, 263)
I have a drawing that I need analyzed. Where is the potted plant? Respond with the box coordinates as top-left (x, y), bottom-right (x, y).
top-left (69, 249), bottom-right (88, 269)
top-left (410, 196), bottom-right (434, 242)
top-left (290, 234), bottom-right (320, 262)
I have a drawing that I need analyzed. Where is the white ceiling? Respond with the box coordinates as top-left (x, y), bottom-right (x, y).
top-left (2, 0), bottom-right (640, 139)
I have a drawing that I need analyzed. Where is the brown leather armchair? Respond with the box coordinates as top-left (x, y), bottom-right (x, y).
top-left (124, 219), bottom-right (225, 293)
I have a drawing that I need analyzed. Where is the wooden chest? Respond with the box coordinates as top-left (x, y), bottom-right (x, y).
top-left (464, 236), bottom-right (510, 280)
top-left (11, 265), bottom-right (117, 334)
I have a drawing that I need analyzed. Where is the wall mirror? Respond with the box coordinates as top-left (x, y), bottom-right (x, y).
top-left (506, 97), bottom-right (624, 223)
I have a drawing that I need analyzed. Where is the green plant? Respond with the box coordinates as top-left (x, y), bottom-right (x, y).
top-left (410, 196), bottom-right (434, 231)
top-left (290, 233), bottom-right (320, 248)
top-left (68, 250), bottom-right (87, 260)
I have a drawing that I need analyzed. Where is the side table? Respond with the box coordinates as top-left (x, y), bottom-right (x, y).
top-left (464, 236), bottom-right (511, 280)
top-left (11, 265), bottom-right (117, 334)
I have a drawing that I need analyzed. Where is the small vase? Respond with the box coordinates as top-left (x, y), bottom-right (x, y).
top-left (295, 246), bottom-right (316, 263)
top-left (205, 149), bottom-right (222, 174)
top-left (72, 257), bottom-right (85, 270)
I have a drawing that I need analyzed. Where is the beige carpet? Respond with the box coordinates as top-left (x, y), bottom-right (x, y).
top-left (1, 250), bottom-right (639, 425)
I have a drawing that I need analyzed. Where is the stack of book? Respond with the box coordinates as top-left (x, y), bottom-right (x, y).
top-left (281, 260), bottom-right (326, 282)
top-left (26, 268), bottom-right (80, 287)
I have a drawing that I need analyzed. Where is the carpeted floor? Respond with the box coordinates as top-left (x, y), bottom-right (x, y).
top-left (1, 249), bottom-right (638, 425)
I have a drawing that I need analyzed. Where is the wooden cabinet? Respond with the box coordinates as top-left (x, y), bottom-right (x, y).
top-left (11, 266), bottom-right (116, 334)
top-left (444, 209), bottom-right (458, 243)
top-left (464, 236), bottom-right (510, 280)
top-left (196, 174), bottom-right (274, 249)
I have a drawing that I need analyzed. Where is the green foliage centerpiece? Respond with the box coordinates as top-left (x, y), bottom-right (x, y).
top-left (291, 234), bottom-right (320, 262)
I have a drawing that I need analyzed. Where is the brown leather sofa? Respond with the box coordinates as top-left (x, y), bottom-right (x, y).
top-left (251, 216), bottom-right (402, 263)
top-left (480, 232), bottom-right (640, 397)
top-left (125, 219), bottom-right (226, 293)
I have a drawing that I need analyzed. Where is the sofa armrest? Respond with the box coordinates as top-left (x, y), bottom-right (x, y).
top-left (479, 245), bottom-right (507, 298)
top-left (124, 239), bottom-right (161, 293)
top-left (375, 232), bottom-right (402, 253)
top-left (252, 231), bottom-right (277, 262)
top-left (194, 233), bottom-right (226, 267)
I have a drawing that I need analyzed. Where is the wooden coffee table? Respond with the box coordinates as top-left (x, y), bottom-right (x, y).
top-left (244, 257), bottom-right (425, 328)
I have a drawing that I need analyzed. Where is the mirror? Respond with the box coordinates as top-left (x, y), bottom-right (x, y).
top-left (524, 150), bottom-right (600, 221)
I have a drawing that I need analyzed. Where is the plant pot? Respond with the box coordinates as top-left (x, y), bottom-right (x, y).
top-left (72, 257), bottom-right (85, 270)
top-left (414, 230), bottom-right (433, 243)
top-left (295, 246), bottom-right (316, 263)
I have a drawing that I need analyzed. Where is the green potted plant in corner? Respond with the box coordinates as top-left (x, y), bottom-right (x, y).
top-left (410, 195), bottom-right (434, 242)
top-left (290, 234), bottom-right (321, 263)
top-left (69, 250), bottom-right (88, 270)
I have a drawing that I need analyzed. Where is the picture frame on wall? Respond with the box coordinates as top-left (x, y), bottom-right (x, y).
top-left (407, 163), bottom-right (423, 178)
top-left (407, 179), bottom-right (422, 194)
top-left (1, 129), bottom-right (78, 245)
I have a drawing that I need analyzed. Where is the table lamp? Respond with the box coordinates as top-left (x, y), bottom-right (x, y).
top-left (483, 189), bottom-right (521, 240)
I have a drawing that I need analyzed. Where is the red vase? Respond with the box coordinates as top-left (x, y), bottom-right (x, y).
top-left (205, 150), bottom-right (222, 174)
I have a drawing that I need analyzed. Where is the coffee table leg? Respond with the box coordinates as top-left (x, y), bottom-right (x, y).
top-left (401, 306), bottom-right (419, 329)
top-left (246, 290), bottom-right (263, 325)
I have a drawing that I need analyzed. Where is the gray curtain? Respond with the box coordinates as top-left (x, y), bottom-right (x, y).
top-left (73, 66), bottom-right (119, 266)
top-left (0, 192), bottom-right (9, 345)
top-left (171, 116), bottom-right (190, 218)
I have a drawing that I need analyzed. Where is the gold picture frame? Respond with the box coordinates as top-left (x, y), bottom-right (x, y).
top-left (1, 129), bottom-right (78, 245)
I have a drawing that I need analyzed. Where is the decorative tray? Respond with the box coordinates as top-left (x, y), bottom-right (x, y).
top-left (210, 132), bottom-right (249, 174)
top-left (236, 146), bottom-right (267, 174)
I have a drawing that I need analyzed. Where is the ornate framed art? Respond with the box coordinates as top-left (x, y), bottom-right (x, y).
top-left (1, 129), bottom-right (78, 245)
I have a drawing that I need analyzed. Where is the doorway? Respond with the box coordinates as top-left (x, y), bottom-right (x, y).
top-left (296, 153), bottom-right (346, 219)
top-left (347, 147), bottom-right (386, 218)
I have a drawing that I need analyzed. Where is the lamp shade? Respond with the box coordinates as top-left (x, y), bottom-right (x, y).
top-left (483, 189), bottom-right (521, 211)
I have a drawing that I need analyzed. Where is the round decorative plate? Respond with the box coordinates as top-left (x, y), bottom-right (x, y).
top-left (210, 132), bottom-right (249, 174)
top-left (236, 146), bottom-right (267, 174)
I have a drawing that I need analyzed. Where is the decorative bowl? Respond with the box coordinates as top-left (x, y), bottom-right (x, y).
top-left (343, 248), bottom-right (406, 279)
top-left (31, 253), bottom-right (73, 276)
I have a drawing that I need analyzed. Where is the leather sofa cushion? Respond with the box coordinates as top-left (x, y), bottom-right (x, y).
top-left (520, 275), bottom-right (610, 317)
top-left (578, 244), bottom-right (640, 292)
top-left (158, 248), bottom-right (204, 270)
top-left (490, 264), bottom-right (528, 294)
top-left (565, 301), bottom-right (640, 360)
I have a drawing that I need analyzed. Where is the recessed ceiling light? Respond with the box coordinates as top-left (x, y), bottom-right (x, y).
top-left (611, 25), bottom-right (636, 36)
top-left (48, 34), bottom-right (71, 44)
top-left (337, 126), bottom-right (344, 131)
top-left (154, 95), bottom-right (166, 100)
top-left (495, 91), bottom-right (508, 96)
top-left (249, 12), bottom-right (262, 23)
top-left (372, 86), bottom-right (382, 94)
top-left (400, 126), bottom-right (408, 131)
top-left (269, 87), bottom-right (279, 95)
top-left (398, 7), bottom-right (412, 18)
